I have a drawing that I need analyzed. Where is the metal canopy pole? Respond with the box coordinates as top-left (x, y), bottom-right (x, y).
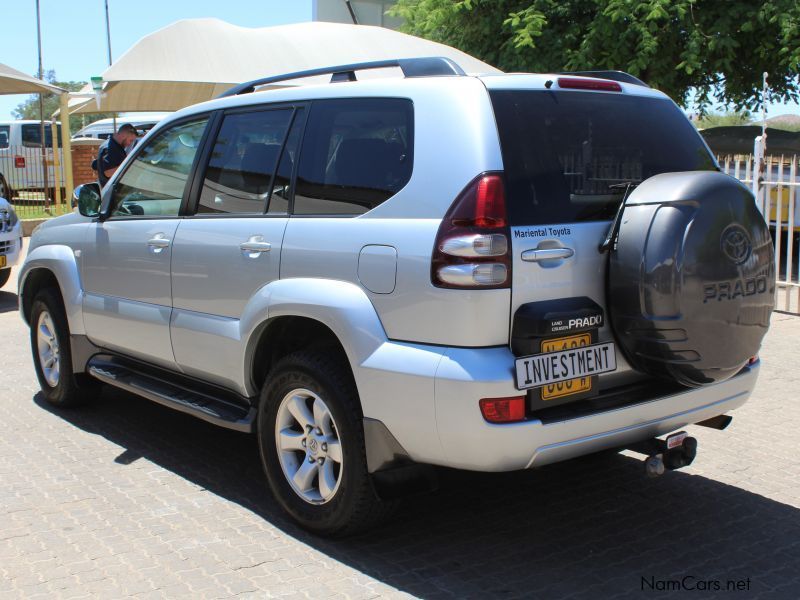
top-left (344, 1), bottom-right (359, 24)
top-left (36, 0), bottom-right (51, 206)
top-left (59, 94), bottom-right (74, 206)
top-left (105, 0), bottom-right (116, 132)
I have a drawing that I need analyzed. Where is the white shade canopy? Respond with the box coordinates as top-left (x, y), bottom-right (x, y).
top-left (68, 18), bottom-right (500, 114)
top-left (0, 62), bottom-right (66, 95)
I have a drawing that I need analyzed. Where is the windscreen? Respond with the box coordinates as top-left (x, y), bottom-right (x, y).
top-left (490, 91), bottom-right (716, 226)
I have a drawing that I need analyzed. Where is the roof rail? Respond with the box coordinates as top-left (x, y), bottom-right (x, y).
top-left (559, 70), bottom-right (649, 88)
top-left (220, 56), bottom-right (466, 98)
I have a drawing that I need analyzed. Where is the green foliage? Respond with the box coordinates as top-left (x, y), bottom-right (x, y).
top-left (695, 111), bottom-right (752, 129)
top-left (12, 70), bottom-right (112, 134)
top-left (390, 0), bottom-right (800, 110)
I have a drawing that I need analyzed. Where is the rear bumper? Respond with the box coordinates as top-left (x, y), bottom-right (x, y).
top-left (358, 341), bottom-right (758, 472)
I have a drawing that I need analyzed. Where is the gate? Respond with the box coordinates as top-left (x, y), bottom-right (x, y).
top-left (0, 124), bottom-right (71, 220)
top-left (719, 153), bottom-right (799, 313)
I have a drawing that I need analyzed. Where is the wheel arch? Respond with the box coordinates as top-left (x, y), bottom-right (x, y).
top-left (241, 278), bottom-right (389, 397)
top-left (19, 245), bottom-right (85, 334)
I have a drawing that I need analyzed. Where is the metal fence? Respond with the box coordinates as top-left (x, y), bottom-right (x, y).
top-left (719, 153), bottom-right (799, 313)
top-left (0, 144), bottom-right (71, 219)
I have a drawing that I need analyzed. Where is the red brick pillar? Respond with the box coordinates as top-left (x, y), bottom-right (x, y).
top-left (70, 138), bottom-right (103, 187)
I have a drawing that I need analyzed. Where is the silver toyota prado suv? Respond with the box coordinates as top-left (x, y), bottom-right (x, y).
top-left (19, 58), bottom-right (774, 536)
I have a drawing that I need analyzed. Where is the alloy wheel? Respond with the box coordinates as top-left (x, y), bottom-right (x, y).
top-left (36, 310), bottom-right (60, 388)
top-left (274, 388), bottom-right (343, 504)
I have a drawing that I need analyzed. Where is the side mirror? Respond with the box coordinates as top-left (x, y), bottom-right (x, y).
top-left (74, 183), bottom-right (102, 217)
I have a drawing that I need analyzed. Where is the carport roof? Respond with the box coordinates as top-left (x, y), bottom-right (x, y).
top-left (0, 62), bottom-right (66, 95)
top-left (65, 18), bottom-right (500, 115)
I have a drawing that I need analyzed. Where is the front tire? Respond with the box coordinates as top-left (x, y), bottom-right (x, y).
top-left (0, 268), bottom-right (10, 289)
top-left (0, 175), bottom-right (12, 201)
top-left (30, 288), bottom-right (99, 407)
top-left (257, 350), bottom-right (392, 536)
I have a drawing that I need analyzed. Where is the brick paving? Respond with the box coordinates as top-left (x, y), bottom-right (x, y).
top-left (1, 240), bottom-right (799, 599)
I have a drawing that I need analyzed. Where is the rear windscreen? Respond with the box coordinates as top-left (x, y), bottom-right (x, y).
top-left (490, 91), bottom-right (716, 226)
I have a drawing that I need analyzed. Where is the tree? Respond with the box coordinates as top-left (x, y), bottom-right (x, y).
top-left (694, 111), bottom-right (752, 129)
top-left (390, 0), bottom-right (800, 111)
top-left (12, 69), bottom-right (112, 134)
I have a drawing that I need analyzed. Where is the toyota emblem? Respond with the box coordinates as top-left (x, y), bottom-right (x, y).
top-left (720, 224), bottom-right (752, 265)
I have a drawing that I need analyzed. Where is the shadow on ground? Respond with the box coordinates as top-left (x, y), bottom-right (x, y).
top-left (34, 389), bottom-right (799, 599)
top-left (0, 291), bottom-right (18, 314)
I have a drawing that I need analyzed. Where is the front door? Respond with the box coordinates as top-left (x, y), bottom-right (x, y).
top-left (82, 117), bottom-right (210, 368)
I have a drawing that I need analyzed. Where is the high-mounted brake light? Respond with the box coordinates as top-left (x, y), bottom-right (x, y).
top-left (14, 156), bottom-right (25, 168)
top-left (479, 396), bottom-right (526, 423)
top-left (431, 173), bottom-right (511, 289)
top-left (557, 77), bottom-right (622, 92)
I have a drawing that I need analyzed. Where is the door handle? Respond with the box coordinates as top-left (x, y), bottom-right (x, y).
top-left (521, 247), bottom-right (574, 262)
top-left (147, 233), bottom-right (171, 253)
top-left (240, 236), bottom-right (272, 256)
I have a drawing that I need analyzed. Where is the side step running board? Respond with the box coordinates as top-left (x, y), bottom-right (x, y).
top-left (87, 356), bottom-right (255, 433)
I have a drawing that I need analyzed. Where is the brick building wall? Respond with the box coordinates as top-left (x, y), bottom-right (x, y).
top-left (70, 138), bottom-right (102, 187)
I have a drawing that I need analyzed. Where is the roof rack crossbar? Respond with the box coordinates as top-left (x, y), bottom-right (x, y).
top-left (559, 70), bottom-right (649, 88)
top-left (220, 56), bottom-right (466, 97)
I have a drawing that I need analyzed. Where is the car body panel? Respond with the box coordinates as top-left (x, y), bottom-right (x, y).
top-left (171, 216), bottom-right (289, 388)
top-left (82, 218), bottom-right (180, 368)
top-left (0, 198), bottom-right (23, 275)
top-left (16, 71), bottom-right (761, 476)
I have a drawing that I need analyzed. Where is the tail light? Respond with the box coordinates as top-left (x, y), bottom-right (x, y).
top-left (14, 156), bottom-right (25, 168)
top-left (479, 396), bottom-right (526, 423)
top-left (557, 77), bottom-right (622, 92)
top-left (432, 173), bottom-right (511, 289)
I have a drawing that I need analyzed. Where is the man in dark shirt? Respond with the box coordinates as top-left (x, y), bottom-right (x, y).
top-left (92, 123), bottom-right (138, 186)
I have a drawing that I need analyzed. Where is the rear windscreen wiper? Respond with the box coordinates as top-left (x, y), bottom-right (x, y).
top-left (599, 182), bottom-right (639, 253)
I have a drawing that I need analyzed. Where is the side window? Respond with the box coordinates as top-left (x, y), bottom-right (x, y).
top-left (198, 109), bottom-right (293, 214)
top-left (294, 98), bottom-right (413, 215)
top-left (109, 118), bottom-right (208, 217)
top-left (0, 126), bottom-right (9, 149)
top-left (267, 108), bottom-right (305, 214)
top-left (20, 124), bottom-right (61, 148)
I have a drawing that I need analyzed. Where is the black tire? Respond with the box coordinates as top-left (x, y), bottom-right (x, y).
top-left (0, 175), bottom-right (12, 200)
top-left (0, 268), bottom-right (10, 289)
top-left (29, 287), bottom-right (99, 407)
top-left (257, 350), bottom-right (393, 536)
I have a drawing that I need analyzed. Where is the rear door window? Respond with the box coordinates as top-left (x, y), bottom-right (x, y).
top-left (293, 98), bottom-right (413, 215)
top-left (0, 125), bottom-right (9, 148)
top-left (490, 91), bottom-right (716, 225)
top-left (198, 108), bottom-right (294, 214)
top-left (268, 108), bottom-right (305, 214)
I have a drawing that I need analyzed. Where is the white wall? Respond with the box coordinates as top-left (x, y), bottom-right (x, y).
top-left (313, 0), bottom-right (403, 29)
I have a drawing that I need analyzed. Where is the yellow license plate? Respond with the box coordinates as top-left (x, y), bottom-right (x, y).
top-left (540, 333), bottom-right (592, 400)
top-left (0, 255), bottom-right (6, 268)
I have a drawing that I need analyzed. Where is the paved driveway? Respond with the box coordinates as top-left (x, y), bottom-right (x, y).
top-left (1, 240), bottom-right (798, 599)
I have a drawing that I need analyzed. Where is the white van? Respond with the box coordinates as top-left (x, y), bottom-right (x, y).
top-left (72, 114), bottom-right (169, 140)
top-left (0, 120), bottom-right (63, 200)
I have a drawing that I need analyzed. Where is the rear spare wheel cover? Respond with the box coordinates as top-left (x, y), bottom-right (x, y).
top-left (607, 171), bottom-right (775, 387)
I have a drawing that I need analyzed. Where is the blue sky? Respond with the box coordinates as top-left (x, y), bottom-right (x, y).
top-left (2, 0), bottom-right (798, 121)
top-left (0, 0), bottom-right (311, 119)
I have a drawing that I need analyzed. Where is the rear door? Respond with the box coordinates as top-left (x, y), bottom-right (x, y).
top-left (169, 105), bottom-right (305, 392)
top-left (489, 86), bottom-right (717, 405)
